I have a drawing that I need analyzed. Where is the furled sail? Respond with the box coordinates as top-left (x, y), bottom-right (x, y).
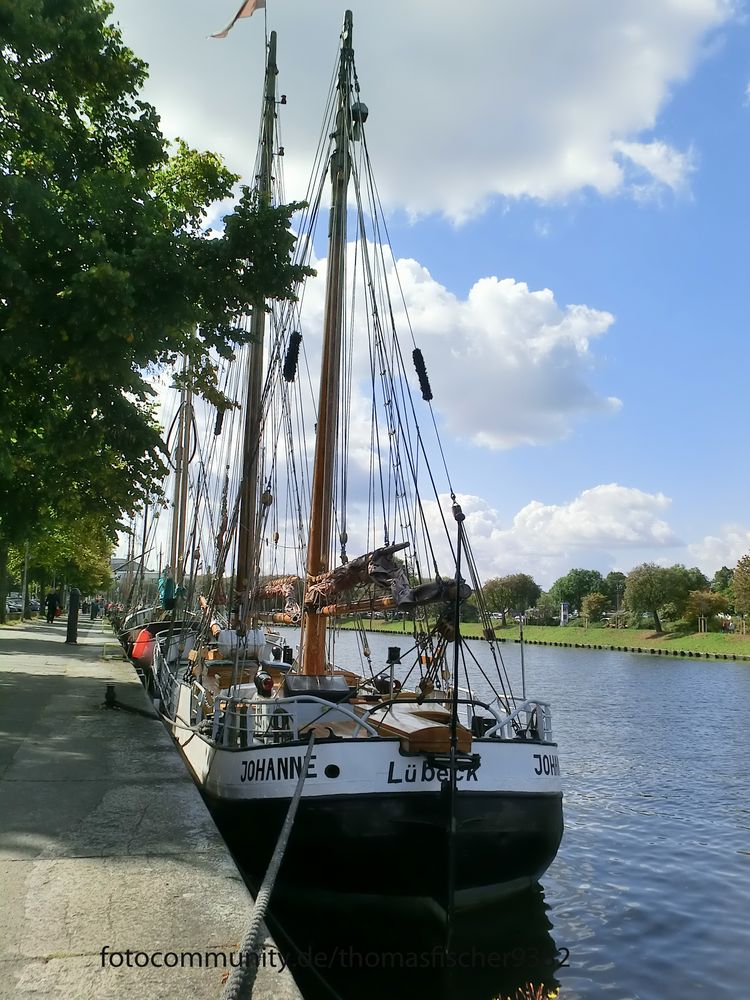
top-left (251, 575), bottom-right (302, 620)
top-left (303, 541), bottom-right (472, 612)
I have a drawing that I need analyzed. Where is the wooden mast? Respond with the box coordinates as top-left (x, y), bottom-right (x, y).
top-left (301, 11), bottom-right (354, 675)
top-left (235, 32), bottom-right (279, 620)
top-left (170, 362), bottom-right (191, 586)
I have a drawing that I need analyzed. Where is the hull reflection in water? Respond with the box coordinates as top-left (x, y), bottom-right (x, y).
top-left (232, 855), bottom-right (562, 1000)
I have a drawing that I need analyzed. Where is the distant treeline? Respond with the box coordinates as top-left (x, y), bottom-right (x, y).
top-left (478, 560), bottom-right (748, 633)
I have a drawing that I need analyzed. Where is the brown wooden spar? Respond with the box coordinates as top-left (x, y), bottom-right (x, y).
top-left (235, 31), bottom-right (279, 618)
top-left (301, 12), bottom-right (354, 675)
top-left (319, 596), bottom-right (398, 617)
top-left (168, 359), bottom-right (192, 591)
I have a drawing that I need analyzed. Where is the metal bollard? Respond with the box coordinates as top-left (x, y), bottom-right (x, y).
top-left (65, 588), bottom-right (80, 645)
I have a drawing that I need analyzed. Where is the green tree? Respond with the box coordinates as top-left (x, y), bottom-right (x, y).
top-left (712, 566), bottom-right (734, 593)
top-left (733, 555), bottom-right (750, 617)
top-left (624, 563), bottom-right (673, 632)
top-left (711, 565), bottom-right (734, 610)
top-left (581, 591), bottom-right (608, 623)
top-left (683, 590), bottom-right (729, 627)
top-left (603, 571), bottom-right (627, 610)
top-left (548, 568), bottom-right (605, 612)
top-left (665, 565), bottom-right (710, 618)
top-left (0, 0), bottom-right (309, 617)
top-left (481, 573), bottom-right (541, 625)
top-left (9, 509), bottom-right (115, 596)
top-left (528, 592), bottom-right (558, 625)
top-left (481, 577), bottom-right (514, 625)
top-left (460, 598), bottom-right (479, 623)
top-left (503, 573), bottom-right (541, 614)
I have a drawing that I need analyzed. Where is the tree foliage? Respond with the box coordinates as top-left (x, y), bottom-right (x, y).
top-left (624, 563), bottom-right (672, 632)
top-left (481, 573), bottom-right (540, 625)
top-left (683, 590), bottom-right (728, 625)
top-left (503, 573), bottom-right (541, 613)
top-left (712, 566), bottom-right (734, 593)
top-left (603, 571), bottom-right (627, 608)
top-left (529, 592), bottom-right (559, 625)
top-left (481, 577), bottom-right (514, 625)
top-left (9, 509), bottom-right (115, 594)
top-left (623, 563), bottom-right (710, 632)
top-left (548, 568), bottom-right (604, 612)
top-left (665, 565), bottom-right (710, 618)
top-left (733, 555), bottom-right (750, 617)
top-left (711, 565), bottom-right (734, 609)
top-left (581, 591), bottom-right (608, 623)
top-left (0, 0), bottom-right (310, 616)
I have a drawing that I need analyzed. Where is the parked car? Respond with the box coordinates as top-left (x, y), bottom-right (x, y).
top-left (6, 598), bottom-right (22, 614)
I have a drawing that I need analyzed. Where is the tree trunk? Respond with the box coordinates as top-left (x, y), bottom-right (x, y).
top-left (652, 608), bottom-right (662, 633)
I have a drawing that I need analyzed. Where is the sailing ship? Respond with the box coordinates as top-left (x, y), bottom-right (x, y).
top-left (114, 373), bottom-right (200, 666)
top-left (143, 11), bottom-right (563, 913)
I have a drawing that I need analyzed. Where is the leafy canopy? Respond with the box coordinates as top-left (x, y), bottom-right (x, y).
top-left (733, 556), bottom-right (750, 617)
top-left (683, 590), bottom-right (729, 625)
top-left (581, 591), bottom-right (608, 622)
top-left (482, 573), bottom-right (541, 624)
top-left (548, 568), bottom-right (604, 612)
top-left (9, 508), bottom-right (115, 593)
top-left (0, 0), bottom-right (310, 554)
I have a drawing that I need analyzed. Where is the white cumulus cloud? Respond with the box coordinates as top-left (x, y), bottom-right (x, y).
top-left (613, 139), bottom-right (696, 195)
top-left (295, 247), bottom-right (620, 450)
top-left (422, 485), bottom-right (679, 587)
top-left (689, 525), bottom-right (750, 572)
top-left (110, 0), bottom-right (734, 220)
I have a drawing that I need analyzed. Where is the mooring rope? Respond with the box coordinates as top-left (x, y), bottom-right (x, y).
top-left (221, 731), bottom-right (316, 1000)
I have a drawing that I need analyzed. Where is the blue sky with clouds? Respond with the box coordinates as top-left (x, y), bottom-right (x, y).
top-left (112, 0), bottom-right (749, 587)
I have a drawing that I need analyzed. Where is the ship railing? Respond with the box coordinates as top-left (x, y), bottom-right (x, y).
top-left (457, 686), bottom-right (475, 728)
top-left (211, 694), bottom-right (382, 747)
top-left (368, 690), bottom-right (554, 742)
top-left (190, 682), bottom-right (209, 724)
top-left (417, 685), bottom-right (476, 728)
top-left (152, 646), bottom-right (177, 706)
top-left (354, 692), bottom-right (551, 743)
top-left (152, 644), bottom-right (553, 746)
top-left (484, 699), bottom-right (553, 741)
top-left (214, 696), bottom-right (254, 746)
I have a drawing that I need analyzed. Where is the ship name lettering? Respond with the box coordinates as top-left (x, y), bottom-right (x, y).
top-left (240, 754), bottom-right (318, 783)
top-left (533, 753), bottom-right (560, 777)
top-left (386, 761), bottom-right (479, 785)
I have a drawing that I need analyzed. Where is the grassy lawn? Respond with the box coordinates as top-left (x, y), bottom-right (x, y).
top-left (344, 619), bottom-right (750, 657)
top-left (512, 624), bottom-right (750, 655)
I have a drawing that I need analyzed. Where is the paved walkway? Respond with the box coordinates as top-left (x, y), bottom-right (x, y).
top-left (0, 616), bottom-right (301, 1000)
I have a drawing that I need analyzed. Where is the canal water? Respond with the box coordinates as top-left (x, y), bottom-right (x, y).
top-left (228, 629), bottom-right (750, 999)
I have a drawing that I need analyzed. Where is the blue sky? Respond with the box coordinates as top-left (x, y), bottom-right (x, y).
top-left (111, 0), bottom-right (749, 587)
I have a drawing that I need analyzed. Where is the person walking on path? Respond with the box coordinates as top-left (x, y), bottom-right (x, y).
top-left (44, 591), bottom-right (61, 624)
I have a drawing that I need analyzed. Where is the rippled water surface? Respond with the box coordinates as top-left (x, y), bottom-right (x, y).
top-left (231, 631), bottom-right (750, 999)
top-left (529, 642), bottom-right (750, 999)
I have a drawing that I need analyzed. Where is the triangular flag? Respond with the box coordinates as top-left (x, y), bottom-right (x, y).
top-left (211, 0), bottom-right (266, 39)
